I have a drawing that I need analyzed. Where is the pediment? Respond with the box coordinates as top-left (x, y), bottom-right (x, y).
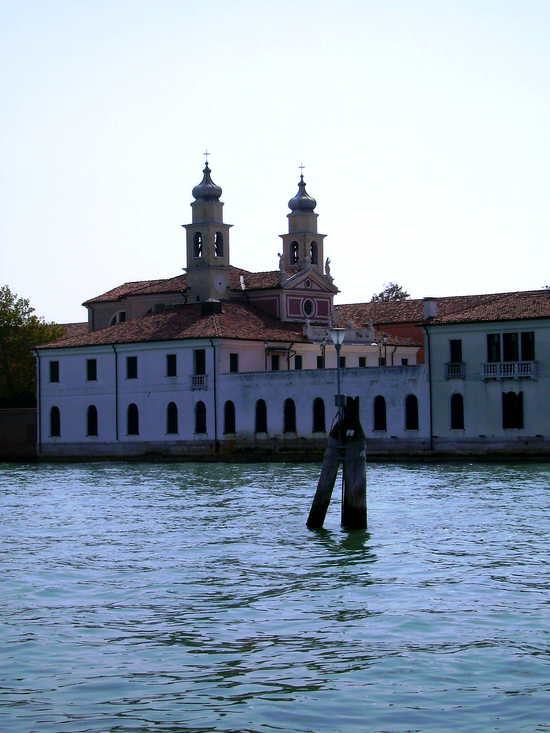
top-left (282, 267), bottom-right (338, 294)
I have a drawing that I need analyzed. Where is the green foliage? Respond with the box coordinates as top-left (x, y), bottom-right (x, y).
top-left (371, 282), bottom-right (411, 302)
top-left (0, 286), bottom-right (63, 407)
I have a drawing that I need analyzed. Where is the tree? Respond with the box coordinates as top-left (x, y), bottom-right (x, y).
top-left (371, 282), bottom-right (410, 302)
top-left (0, 286), bottom-right (63, 407)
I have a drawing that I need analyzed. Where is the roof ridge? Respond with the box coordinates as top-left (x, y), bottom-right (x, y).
top-left (336, 288), bottom-right (549, 309)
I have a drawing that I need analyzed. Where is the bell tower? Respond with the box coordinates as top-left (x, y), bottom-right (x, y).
top-left (183, 156), bottom-right (232, 302)
top-left (280, 170), bottom-right (326, 274)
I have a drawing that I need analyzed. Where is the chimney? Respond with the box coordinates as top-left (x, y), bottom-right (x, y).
top-left (423, 297), bottom-right (438, 319)
top-left (201, 300), bottom-right (223, 316)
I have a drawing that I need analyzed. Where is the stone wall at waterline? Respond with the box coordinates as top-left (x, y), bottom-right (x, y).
top-left (0, 408), bottom-right (36, 459)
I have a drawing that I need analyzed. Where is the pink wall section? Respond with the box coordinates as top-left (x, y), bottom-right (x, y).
top-left (286, 295), bottom-right (331, 320)
top-left (317, 300), bottom-right (329, 316)
top-left (248, 295), bottom-right (280, 318)
top-left (287, 297), bottom-right (302, 317)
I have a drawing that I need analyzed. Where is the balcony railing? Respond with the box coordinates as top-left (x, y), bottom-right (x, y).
top-left (446, 362), bottom-right (465, 379)
top-left (481, 361), bottom-right (537, 380)
top-left (191, 374), bottom-right (208, 390)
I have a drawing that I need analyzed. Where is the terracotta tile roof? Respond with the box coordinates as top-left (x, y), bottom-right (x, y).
top-left (39, 302), bottom-right (308, 350)
top-left (82, 266), bottom-right (281, 306)
top-left (60, 322), bottom-right (88, 338)
top-left (237, 270), bottom-right (281, 290)
top-left (335, 289), bottom-right (550, 327)
top-left (430, 289), bottom-right (550, 324)
top-left (371, 327), bottom-right (423, 347)
top-left (335, 300), bottom-right (423, 325)
top-left (235, 268), bottom-right (337, 293)
top-left (82, 277), bottom-right (184, 305)
top-left (126, 274), bottom-right (189, 297)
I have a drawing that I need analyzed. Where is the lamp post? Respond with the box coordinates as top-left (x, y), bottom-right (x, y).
top-left (330, 327), bottom-right (346, 418)
top-left (371, 335), bottom-right (388, 366)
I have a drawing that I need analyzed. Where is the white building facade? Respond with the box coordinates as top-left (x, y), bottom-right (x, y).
top-left (37, 340), bottom-right (429, 458)
top-left (426, 309), bottom-right (550, 456)
top-left (36, 163), bottom-right (550, 459)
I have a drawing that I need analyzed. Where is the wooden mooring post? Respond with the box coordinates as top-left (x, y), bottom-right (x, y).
top-left (307, 396), bottom-right (367, 530)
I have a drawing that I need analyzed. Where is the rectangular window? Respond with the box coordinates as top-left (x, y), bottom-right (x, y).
top-left (271, 354), bottom-right (280, 371)
top-left (119, 311), bottom-right (126, 323)
top-left (49, 360), bottom-right (59, 383)
top-left (166, 354), bottom-right (177, 377)
top-left (126, 356), bottom-right (138, 379)
top-left (316, 355), bottom-right (325, 369)
top-left (229, 353), bottom-right (239, 373)
top-left (502, 333), bottom-right (519, 362)
top-left (487, 334), bottom-right (501, 363)
top-left (339, 356), bottom-right (346, 368)
top-left (401, 358), bottom-right (409, 366)
top-left (86, 359), bottom-right (97, 381)
top-left (358, 356), bottom-right (366, 368)
top-left (521, 331), bottom-right (535, 361)
top-left (194, 349), bottom-right (206, 375)
top-left (294, 355), bottom-right (303, 370)
top-left (449, 339), bottom-right (462, 363)
top-left (502, 391), bottom-right (524, 429)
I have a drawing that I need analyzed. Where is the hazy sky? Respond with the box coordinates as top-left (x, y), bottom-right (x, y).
top-left (1, 1), bottom-right (549, 323)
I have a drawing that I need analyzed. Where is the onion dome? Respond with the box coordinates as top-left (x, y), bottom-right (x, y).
top-left (192, 162), bottom-right (222, 201)
top-left (288, 174), bottom-right (317, 212)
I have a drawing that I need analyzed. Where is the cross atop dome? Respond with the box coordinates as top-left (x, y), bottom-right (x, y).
top-left (288, 169), bottom-right (317, 212)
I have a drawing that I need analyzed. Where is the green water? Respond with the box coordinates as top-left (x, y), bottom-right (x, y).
top-left (0, 462), bottom-right (548, 732)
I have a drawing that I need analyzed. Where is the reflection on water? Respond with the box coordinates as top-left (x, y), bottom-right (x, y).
top-left (0, 461), bottom-right (548, 732)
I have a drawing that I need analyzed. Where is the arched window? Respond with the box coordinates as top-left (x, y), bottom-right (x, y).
top-left (87, 405), bottom-right (98, 436)
top-left (215, 231), bottom-right (224, 257)
top-left (166, 402), bottom-right (178, 434)
top-left (127, 403), bottom-right (139, 435)
top-left (373, 395), bottom-right (387, 431)
top-left (50, 406), bottom-right (60, 437)
top-left (290, 241), bottom-right (299, 265)
top-left (255, 399), bottom-right (268, 433)
top-left (502, 391), bottom-right (523, 429)
top-left (224, 400), bottom-right (236, 434)
top-left (312, 397), bottom-right (326, 433)
top-left (405, 394), bottom-right (419, 430)
top-left (310, 241), bottom-right (318, 264)
top-left (450, 393), bottom-right (464, 430)
top-left (195, 401), bottom-right (207, 434)
top-left (193, 231), bottom-right (203, 258)
top-left (284, 398), bottom-right (296, 433)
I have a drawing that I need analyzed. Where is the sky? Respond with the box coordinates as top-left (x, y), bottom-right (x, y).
top-left (1, 0), bottom-right (549, 323)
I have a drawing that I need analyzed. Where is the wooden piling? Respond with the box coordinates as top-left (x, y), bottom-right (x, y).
top-left (341, 396), bottom-right (367, 530)
top-left (306, 437), bottom-right (341, 529)
top-left (341, 436), bottom-right (367, 529)
top-left (307, 395), bottom-right (367, 531)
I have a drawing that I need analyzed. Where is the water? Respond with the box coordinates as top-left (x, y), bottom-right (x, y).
top-left (0, 462), bottom-right (548, 733)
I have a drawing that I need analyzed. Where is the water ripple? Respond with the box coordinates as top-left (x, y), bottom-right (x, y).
top-left (0, 461), bottom-right (548, 732)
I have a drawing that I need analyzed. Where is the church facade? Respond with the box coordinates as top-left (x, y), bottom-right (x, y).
top-left (36, 163), bottom-right (550, 459)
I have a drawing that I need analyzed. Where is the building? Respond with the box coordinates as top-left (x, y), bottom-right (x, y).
top-left (35, 163), bottom-right (550, 459)
top-left (425, 292), bottom-right (550, 455)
